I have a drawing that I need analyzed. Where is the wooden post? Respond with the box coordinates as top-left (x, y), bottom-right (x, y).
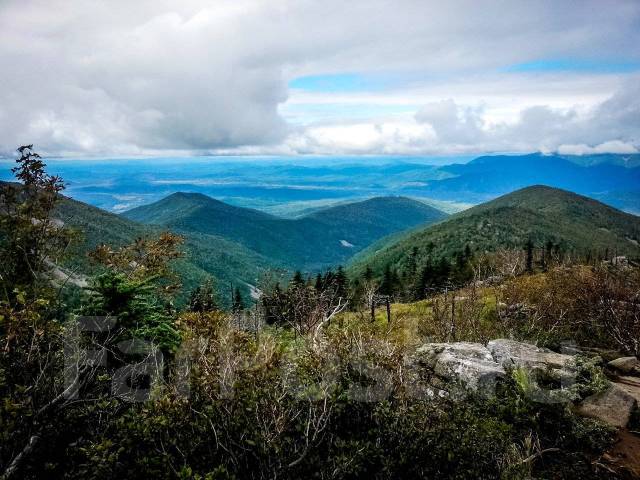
top-left (385, 297), bottom-right (391, 324)
top-left (370, 299), bottom-right (376, 323)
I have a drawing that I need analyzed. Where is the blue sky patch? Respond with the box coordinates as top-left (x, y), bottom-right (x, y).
top-left (289, 73), bottom-right (394, 92)
top-left (503, 58), bottom-right (640, 73)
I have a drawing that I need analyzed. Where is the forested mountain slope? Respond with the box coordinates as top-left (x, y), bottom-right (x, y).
top-left (123, 193), bottom-right (447, 270)
top-left (349, 185), bottom-right (640, 279)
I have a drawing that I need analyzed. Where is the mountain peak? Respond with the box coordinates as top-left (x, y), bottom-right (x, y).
top-left (349, 186), bottom-right (640, 278)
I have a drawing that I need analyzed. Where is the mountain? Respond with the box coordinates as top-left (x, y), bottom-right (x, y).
top-left (349, 185), bottom-right (640, 278)
top-left (54, 195), bottom-right (275, 303)
top-left (409, 153), bottom-right (640, 213)
top-left (122, 193), bottom-right (447, 271)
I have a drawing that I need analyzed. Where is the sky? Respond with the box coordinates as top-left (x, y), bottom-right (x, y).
top-left (0, 0), bottom-right (639, 157)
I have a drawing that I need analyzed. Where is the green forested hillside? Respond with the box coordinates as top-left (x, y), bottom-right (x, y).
top-left (349, 185), bottom-right (640, 278)
top-left (52, 192), bottom-right (446, 302)
top-left (123, 192), bottom-right (447, 271)
top-left (55, 195), bottom-right (274, 302)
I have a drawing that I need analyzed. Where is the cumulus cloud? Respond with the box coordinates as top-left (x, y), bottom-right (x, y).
top-left (287, 80), bottom-right (640, 155)
top-left (0, 0), bottom-right (289, 156)
top-left (415, 100), bottom-right (485, 145)
top-left (286, 122), bottom-right (436, 154)
top-left (0, 0), bottom-right (639, 156)
top-left (557, 141), bottom-right (638, 155)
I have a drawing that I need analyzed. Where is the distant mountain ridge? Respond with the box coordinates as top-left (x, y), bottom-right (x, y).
top-left (349, 185), bottom-right (640, 279)
top-left (411, 153), bottom-right (640, 213)
top-left (123, 193), bottom-right (448, 271)
top-left (7, 152), bottom-right (639, 214)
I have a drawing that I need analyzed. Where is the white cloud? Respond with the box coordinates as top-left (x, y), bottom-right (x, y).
top-left (557, 141), bottom-right (639, 155)
top-left (285, 81), bottom-right (640, 155)
top-left (286, 121), bottom-right (436, 154)
top-left (0, 0), bottom-right (639, 156)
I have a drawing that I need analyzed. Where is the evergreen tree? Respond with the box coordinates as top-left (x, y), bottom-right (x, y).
top-left (232, 287), bottom-right (245, 312)
top-left (334, 266), bottom-right (348, 298)
top-left (187, 278), bottom-right (218, 312)
top-left (525, 239), bottom-right (534, 273)
top-left (435, 257), bottom-right (451, 286)
top-left (291, 270), bottom-right (304, 287)
top-left (363, 265), bottom-right (374, 282)
top-left (415, 261), bottom-right (434, 300)
top-left (406, 246), bottom-right (419, 277)
top-left (379, 264), bottom-right (399, 296)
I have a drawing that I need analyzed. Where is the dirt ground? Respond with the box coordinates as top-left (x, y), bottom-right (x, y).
top-left (598, 429), bottom-right (640, 479)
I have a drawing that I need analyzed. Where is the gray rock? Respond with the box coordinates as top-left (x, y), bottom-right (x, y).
top-left (608, 356), bottom-right (640, 375)
top-left (487, 339), bottom-right (577, 385)
top-left (415, 342), bottom-right (505, 395)
top-left (574, 384), bottom-right (637, 428)
top-left (615, 376), bottom-right (640, 403)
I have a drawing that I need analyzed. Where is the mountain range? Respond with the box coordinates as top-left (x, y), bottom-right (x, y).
top-left (55, 183), bottom-right (640, 304)
top-left (408, 153), bottom-right (640, 214)
top-left (5, 152), bottom-right (639, 215)
top-left (54, 192), bottom-right (446, 301)
top-left (348, 185), bottom-right (640, 280)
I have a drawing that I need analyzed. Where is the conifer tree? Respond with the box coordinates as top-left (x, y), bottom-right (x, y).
top-left (525, 239), bottom-right (534, 273)
top-left (334, 266), bottom-right (348, 298)
top-left (232, 287), bottom-right (245, 312)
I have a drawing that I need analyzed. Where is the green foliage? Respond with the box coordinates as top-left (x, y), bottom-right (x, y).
top-left (350, 186), bottom-right (640, 282)
top-left (187, 278), bottom-right (219, 313)
top-left (231, 287), bottom-right (244, 313)
top-left (123, 192), bottom-right (447, 272)
top-left (0, 146), bottom-right (72, 304)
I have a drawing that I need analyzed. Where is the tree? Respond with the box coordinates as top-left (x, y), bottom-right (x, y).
top-left (414, 261), bottom-right (434, 300)
top-left (363, 265), bottom-right (373, 282)
top-left (1, 148), bottom-right (185, 478)
top-left (82, 232), bottom-right (184, 352)
top-left (379, 265), bottom-right (399, 297)
top-left (525, 239), bottom-right (534, 273)
top-left (188, 278), bottom-right (219, 312)
top-left (232, 287), bottom-right (245, 312)
top-left (0, 145), bottom-right (72, 305)
top-left (0, 146), bottom-right (74, 478)
top-left (334, 266), bottom-right (348, 299)
top-left (406, 246), bottom-right (419, 277)
top-left (291, 270), bottom-right (305, 288)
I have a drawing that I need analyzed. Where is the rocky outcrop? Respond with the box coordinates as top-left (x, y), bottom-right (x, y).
top-left (412, 339), bottom-right (639, 428)
top-left (574, 384), bottom-right (638, 428)
top-left (487, 339), bottom-right (575, 377)
top-left (608, 356), bottom-right (640, 375)
top-left (615, 376), bottom-right (640, 403)
top-left (413, 342), bottom-right (505, 395)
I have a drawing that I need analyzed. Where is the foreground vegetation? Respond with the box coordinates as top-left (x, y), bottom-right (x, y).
top-left (1, 148), bottom-right (639, 479)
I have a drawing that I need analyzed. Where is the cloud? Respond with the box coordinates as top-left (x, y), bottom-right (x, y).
top-left (0, 0), bottom-right (289, 156)
top-left (415, 100), bottom-right (485, 145)
top-left (286, 121), bottom-right (436, 154)
top-left (0, 0), bottom-right (639, 156)
top-left (557, 141), bottom-right (638, 155)
top-left (286, 81), bottom-right (640, 155)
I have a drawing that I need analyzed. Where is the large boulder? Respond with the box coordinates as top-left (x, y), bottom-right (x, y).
top-left (608, 357), bottom-right (640, 375)
top-left (487, 339), bottom-right (576, 380)
top-left (574, 384), bottom-right (637, 428)
top-left (414, 342), bottom-right (505, 395)
top-left (615, 376), bottom-right (640, 403)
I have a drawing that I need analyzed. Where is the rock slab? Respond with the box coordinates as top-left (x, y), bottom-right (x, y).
top-left (487, 338), bottom-right (577, 383)
top-left (574, 384), bottom-right (638, 428)
top-left (414, 342), bottom-right (505, 394)
top-left (608, 356), bottom-right (640, 375)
